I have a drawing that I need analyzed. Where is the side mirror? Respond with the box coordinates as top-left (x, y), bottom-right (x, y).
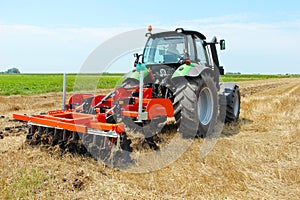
top-left (133, 53), bottom-right (143, 67)
top-left (220, 39), bottom-right (225, 50)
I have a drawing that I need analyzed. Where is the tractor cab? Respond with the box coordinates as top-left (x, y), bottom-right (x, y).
top-left (143, 28), bottom-right (208, 66)
top-left (141, 27), bottom-right (225, 75)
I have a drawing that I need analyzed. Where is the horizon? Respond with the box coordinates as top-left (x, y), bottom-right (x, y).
top-left (1, 71), bottom-right (299, 76)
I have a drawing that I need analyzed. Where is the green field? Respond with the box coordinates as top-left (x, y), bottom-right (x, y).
top-left (0, 73), bottom-right (299, 96)
top-left (0, 74), bottom-right (124, 96)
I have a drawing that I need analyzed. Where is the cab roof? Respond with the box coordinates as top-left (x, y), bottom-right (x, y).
top-left (149, 28), bottom-right (206, 40)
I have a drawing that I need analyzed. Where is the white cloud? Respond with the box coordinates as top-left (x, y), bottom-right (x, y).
top-left (179, 13), bottom-right (255, 25)
top-left (0, 17), bottom-right (300, 74)
top-left (171, 17), bottom-right (300, 74)
top-left (0, 24), bottom-right (135, 72)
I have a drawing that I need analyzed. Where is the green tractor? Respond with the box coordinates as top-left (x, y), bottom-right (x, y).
top-left (122, 27), bottom-right (240, 138)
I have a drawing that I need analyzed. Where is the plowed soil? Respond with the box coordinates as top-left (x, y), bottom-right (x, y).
top-left (0, 78), bottom-right (299, 199)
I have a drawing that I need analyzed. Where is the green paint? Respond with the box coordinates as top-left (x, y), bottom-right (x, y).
top-left (171, 63), bottom-right (195, 79)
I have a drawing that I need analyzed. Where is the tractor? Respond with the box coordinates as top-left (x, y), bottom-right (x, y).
top-left (13, 26), bottom-right (240, 167)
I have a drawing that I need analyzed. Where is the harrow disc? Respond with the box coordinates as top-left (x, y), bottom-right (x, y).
top-left (25, 125), bottom-right (133, 168)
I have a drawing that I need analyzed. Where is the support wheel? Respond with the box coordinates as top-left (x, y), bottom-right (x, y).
top-left (225, 85), bottom-right (240, 123)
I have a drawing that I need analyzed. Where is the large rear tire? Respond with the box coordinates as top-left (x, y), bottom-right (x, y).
top-left (173, 73), bottom-right (218, 138)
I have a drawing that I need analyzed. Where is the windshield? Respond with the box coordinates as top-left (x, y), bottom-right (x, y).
top-left (143, 35), bottom-right (185, 64)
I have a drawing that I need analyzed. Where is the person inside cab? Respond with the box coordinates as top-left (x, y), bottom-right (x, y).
top-left (164, 43), bottom-right (180, 63)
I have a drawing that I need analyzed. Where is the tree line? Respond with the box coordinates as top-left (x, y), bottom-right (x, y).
top-left (0, 68), bottom-right (21, 74)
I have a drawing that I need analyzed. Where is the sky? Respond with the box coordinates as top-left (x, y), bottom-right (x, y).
top-left (0, 0), bottom-right (300, 74)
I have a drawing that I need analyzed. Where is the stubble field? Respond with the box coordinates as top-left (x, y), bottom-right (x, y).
top-left (0, 77), bottom-right (299, 199)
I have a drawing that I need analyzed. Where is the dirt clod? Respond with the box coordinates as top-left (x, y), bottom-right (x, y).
top-left (72, 178), bottom-right (84, 190)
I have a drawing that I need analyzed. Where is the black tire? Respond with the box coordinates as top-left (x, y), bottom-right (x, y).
top-left (225, 85), bottom-right (240, 123)
top-left (173, 73), bottom-right (218, 138)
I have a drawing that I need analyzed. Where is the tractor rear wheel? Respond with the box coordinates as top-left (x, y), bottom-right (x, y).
top-left (173, 73), bottom-right (218, 138)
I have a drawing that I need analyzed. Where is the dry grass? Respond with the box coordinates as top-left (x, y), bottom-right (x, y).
top-left (0, 78), bottom-right (300, 199)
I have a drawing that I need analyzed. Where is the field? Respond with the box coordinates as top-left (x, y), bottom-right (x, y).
top-left (0, 74), bottom-right (125, 96)
top-left (0, 75), bottom-right (300, 199)
top-left (1, 73), bottom-right (299, 96)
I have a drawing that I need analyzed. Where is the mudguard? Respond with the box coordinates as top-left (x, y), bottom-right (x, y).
top-left (219, 82), bottom-right (238, 105)
top-left (219, 82), bottom-right (237, 96)
top-left (171, 63), bottom-right (214, 79)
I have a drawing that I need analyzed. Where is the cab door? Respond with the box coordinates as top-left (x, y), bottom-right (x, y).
top-left (193, 35), bottom-right (210, 66)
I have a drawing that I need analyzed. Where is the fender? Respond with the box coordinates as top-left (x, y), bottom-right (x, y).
top-left (171, 63), bottom-right (214, 79)
top-left (219, 82), bottom-right (238, 97)
top-left (219, 82), bottom-right (239, 108)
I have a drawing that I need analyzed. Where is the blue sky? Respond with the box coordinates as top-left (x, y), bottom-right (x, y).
top-left (0, 0), bottom-right (300, 74)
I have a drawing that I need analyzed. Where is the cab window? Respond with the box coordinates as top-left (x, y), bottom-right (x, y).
top-left (187, 35), bottom-right (196, 62)
top-left (143, 36), bottom-right (185, 64)
top-left (195, 36), bottom-right (208, 65)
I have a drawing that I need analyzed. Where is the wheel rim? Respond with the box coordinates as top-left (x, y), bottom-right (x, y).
top-left (233, 93), bottom-right (240, 117)
top-left (197, 87), bottom-right (214, 126)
